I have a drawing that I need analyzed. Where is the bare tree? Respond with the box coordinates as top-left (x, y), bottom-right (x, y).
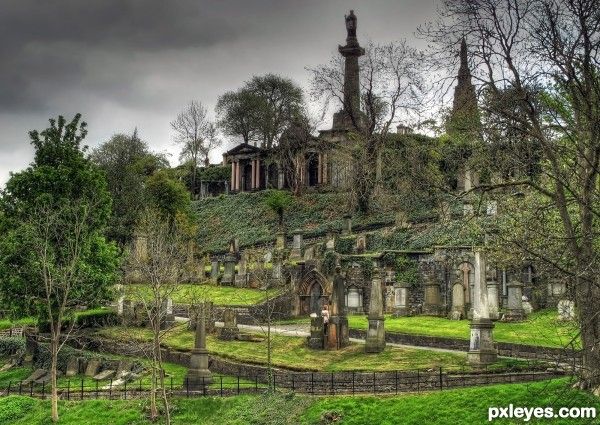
top-left (171, 101), bottom-right (221, 195)
top-left (126, 209), bottom-right (192, 423)
top-left (309, 40), bottom-right (425, 212)
top-left (422, 0), bottom-right (600, 393)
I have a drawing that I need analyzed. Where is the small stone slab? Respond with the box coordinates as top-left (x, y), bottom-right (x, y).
top-left (93, 369), bottom-right (115, 381)
top-left (116, 360), bottom-right (133, 375)
top-left (235, 334), bottom-right (264, 343)
top-left (84, 359), bottom-right (101, 377)
top-left (22, 369), bottom-right (47, 385)
top-left (0, 362), bottom-right (14, 372)
top-left (34, 374), bottom-right (51, 384)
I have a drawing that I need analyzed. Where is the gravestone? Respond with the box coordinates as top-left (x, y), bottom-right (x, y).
top-left (308, 315), bottom-right (324, 349)
top-left (393, 281), bottom-right (410, 317)
top-left (275, 232), bottom-right (286, 250)
top-left (93, 369), bottom-right (115, 381)
top-left (503, 280), bottom-right (526, 321)
top-left (355, 235), bottom-right (366, 254)
top-left (422, 263), bottom-right (442, 316)
top-left (325, 232), bottom-right (336, 251)
top-left (342, 214), bottom-right (352, 235)
top-left (558, 300), bottom-right (576, 321)
top-left (450, 282), bottom-right (465, 320)
top-left (486, 270), bottom-right (500, 320)
top-left (303, 246), bottom-right (315, 261)
top-left (210, 258), bottom-right (220, 283)
top-left (290, 229), bottom-right (304, 261)
top-left (325, 268), bottom-right (349, 350)
top-left (218, 308), bottom-right (239, 340)
top-left (65, 357), bottom-right (80, 377)
top-left (365, 267), bottom-right (386, 353)
top-left (159, 298), bottom-right (175, 330)
top-left (22, 369), bottom-right (47, 385)
top-left (522, 295), bottom-right (533, 315)
top-left (85, 359), bottom-right (101, 377)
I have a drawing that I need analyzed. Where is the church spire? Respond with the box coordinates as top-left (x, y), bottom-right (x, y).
top-left (448, 37), bottom-right (480, 137)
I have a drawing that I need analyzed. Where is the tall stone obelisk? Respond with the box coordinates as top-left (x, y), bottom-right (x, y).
top-left (185, 303), bottom-right (213, 389)
top-left (332, 10), bottom-right (365, 131)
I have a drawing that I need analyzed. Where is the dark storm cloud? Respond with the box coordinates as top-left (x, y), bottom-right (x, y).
top-left (0, 0), bottom-right (439, 187)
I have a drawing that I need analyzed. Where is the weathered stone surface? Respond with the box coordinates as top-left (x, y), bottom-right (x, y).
top-left (365, 268), bottom-right (385, 353)
top-left (218, 308), bottom-right (239, 341)
top-left (65, 357), bottom-right (80, 377)
top-left (22, 369), bottom-right (47, 385)
top-left (93, 369), bottom-right (115, 381)
top-left (558, 300), bottom-right (575, 321)
top-left (308, 315), bottom-right (324, 349)
top-left (85, 359), bottom-right (101, 377)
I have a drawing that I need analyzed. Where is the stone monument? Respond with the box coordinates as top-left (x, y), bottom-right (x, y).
top-left (185, 303), bottom-right (213, 389)
top-left (504, 279), bottom-right (526, 321)
top-left (290, 229), bottom-right (304, 261)
top-left (467, 250), bottom-right (498, 366)
top-left (486, 268), bottom-right (500, 320)
top-left (365, 266), bottom-right (386, 353)
top-left (325, 267), bottom-right (350, 350)
top-left (221, 253), bottom-right (236, 285)
top-left (393, 281), bottom-right (411, 317)
top-left (218, 308), bottom-right (239, 340)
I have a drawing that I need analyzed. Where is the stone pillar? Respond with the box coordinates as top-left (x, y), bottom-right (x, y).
top-left (342, 214), bottom-right (352, 235)
top-left (221, 253), bottom-right (236, 285)
top-left (317, 153), bottom-right (323, 184)
top-left (275, 231), bottom-right (286, 251)
top-left (235, 161), bottom-right (241, 191)
top-left (393, 281), bottom-right (411, 317)
top-left (210, 257), bottom-right (220, 283)
top-left (486, 269), bottom-right (500, 321)
top-left (326, 269), bottom-right (349, 350)
top-left (468, 250), bottom-right (497, 366)
top-left (235, 252), bottom-right (248, 287)
top-left (322, 153), bottom-right (328, 184)
top-left (185, 303), bottom-right (213, 389)
top-left (422, 263), bottom-right (442, 316)
top-left (160, 298), bottom-right (175, 330)
top-left (365, 267), bottom-right (385, 353)
top-left (277, 165), bottom-right (285, 189)
top-left (504, 280), bottom-right (525, 321)
top-left (290, 229), bottom-right (304, 261)
top-left (230, 161), bottom-right (236, 191)
top-left (256, 159), bottom-right (261, 189)
top-left (250, 159), bottom-right (256, 189)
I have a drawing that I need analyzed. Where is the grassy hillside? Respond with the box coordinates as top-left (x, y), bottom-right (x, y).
top-left (193, 191), bottom-right (395, 252)
top-left (2, 379), bottom-right (597, 424)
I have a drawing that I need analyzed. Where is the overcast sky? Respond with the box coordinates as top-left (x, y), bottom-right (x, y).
top-left (0, 0), bottom-right (440, 187)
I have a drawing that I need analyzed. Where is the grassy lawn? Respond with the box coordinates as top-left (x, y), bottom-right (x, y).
top-left (98, 327), bottom-right (529, 373)
top-left (280, 310), bottom-right (579, 349)
top-left (1, 379), bottom-right (597, 424)
top-left (123, 284), bottom-right (277, 306)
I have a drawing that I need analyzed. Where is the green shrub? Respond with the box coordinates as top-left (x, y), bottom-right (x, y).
top-left (335, 237), bottom-right (355, 255)
top-left (0, 396), bottom-right (37, 423)
top-left (0, 337), bottom-right (25, 358)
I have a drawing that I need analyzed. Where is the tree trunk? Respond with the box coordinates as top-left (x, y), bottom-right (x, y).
top-left (157, 339), bottom-right (171, 425)
top-left (575, 266), bottom-right (600, 392)
top-left (50, 327), bottom-right (60, 423)
top-left (150, 322), bottom-right (159, 421)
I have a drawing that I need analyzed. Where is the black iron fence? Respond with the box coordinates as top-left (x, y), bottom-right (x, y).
top-left (1, 368), bottom-right (564, 400)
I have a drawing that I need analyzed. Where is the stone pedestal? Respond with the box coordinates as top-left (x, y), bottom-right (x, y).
top-left (221, 253), bottom-right (236, 285)
top-left (290, 229), bottom-right (304, 261)
top-left (504, 280), bottom-right (525, 321)
top-left (467, 318), bottom-right (498, 366)
top-left (365, 269), bottom-right (385, 353)
top-left (393, 282), bottom-right (411, 317)
top-left (308, 316), bottom-right (324, 349)
top-left (185, 305), bottom-right (213, 389)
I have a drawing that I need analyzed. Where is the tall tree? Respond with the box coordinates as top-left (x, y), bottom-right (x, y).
top-left (423, 0), bottom-right (600, 393)
top-left (171, 101), bottom-right (221, 196)
top-left (90, 130), bottom-right (168, 245)
top-left (309, 41), bottom-right (425, 213)
top-left (216, 74), bottom-right (305, 149)
top-left (0, 115), bottom-right (120, 422)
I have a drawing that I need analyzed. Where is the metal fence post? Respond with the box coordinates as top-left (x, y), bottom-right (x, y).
top-left (439, 367), bottom-right (443, 390)
top-left (311, 372), bottom-right (314, 395)
top-left (80, 378), bottom-right (84, 400)
top-left (352, 371), bottom-right (355, 395)
top-left (417, 369), bottom-right (420, 393)
top-left (42, 381), bottom-right (45, 399)
top-left (30, 381), bottom-right (33, 397)
top-left (96, 380), bottom-right (99, 399)
top-left (220, 376), bottom-right (223, 397)
top-left (67, 380), bottom-right (70, 401)
top-left (373, 372), bottom-right (376, 395)
top-left (395, 371), bottom-right (398, 395)
top-left (7, 382), bottom-right (11, 397)
top-left (237, 375), bottom-right (240, 395)
top-left (186, 378), bottom-right (189, 398)
top-left (124, 381), bottom-right (127, 400)
top-left (109, 378), bottom-right (113, 399)
top-left (331, 372), bottom-right (334, 395)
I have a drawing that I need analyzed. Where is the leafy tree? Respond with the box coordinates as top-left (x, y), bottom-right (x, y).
top-left (216, 74), bottom-right (305, 149)
top-left (145, 170), bottom-right (193, 222)
top-left (0, 115), bottom-right (120, 422)
top-left (90, 130), bottom-right (168, 245)
top-left (264, 189), bottom-right (293, 230)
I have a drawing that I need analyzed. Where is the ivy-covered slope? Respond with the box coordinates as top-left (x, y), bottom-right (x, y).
top-left (193, 191), bottom-right (395, 253)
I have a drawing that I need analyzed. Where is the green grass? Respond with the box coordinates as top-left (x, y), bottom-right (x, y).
top-left (1, 379), bottom-right (597, 424)
top-left (0, 317), bottom-right (37, 331)
top-left (123, 284), bottom-right (277, 306)
top-left (98, 327), bottom-right (529, 373)
top-left (280, 310), bottom-right (579, 349)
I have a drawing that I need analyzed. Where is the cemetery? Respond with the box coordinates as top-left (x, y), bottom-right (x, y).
top-left (0, 3), bottom-right (598, 425)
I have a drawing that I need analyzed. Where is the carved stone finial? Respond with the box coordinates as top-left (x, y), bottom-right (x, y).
top-left (345, 10), bottom-right (357, 39)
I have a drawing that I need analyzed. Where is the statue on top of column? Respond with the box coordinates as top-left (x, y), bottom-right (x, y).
top-left (345, 10), bottom-right (357, 39)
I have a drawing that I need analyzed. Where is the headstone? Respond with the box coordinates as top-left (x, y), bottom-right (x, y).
top-left (467, 250), bottom-right (498, 366)
top-left (325, 269), bottom-right (349, 350)
top-left (325, 232), bottom-right (336, 251)
top-left (93, 369), bottom-right (115, 381)
top-left (275, 232), bottom-right (286, 250)
top-left (116, 360), bottom-right (133, 379)
top-left (160, 298), bottom-right (175, 330)
top-left (221, 253), bottom-right (236, 285)
top-left (393, 281), bottom-right (410, 317)
top-left (558, 299), bottom-right (576, 321)
top-left (218, 308), bottom-right (239, 340)
top-left (450, 282), bottom-right (465, 320)
top-left (85, 359), bottom-right (101, 377)
top-left (365, 267), bottom-right (385, 353)
top-left (307, 315), bottom-right (324, 349)
top-left (290, 229), bottom-right (304, 261)
top-left (22, 369), bottom-right (47, 385)
top-left (503, 280), bottom-right (526, 321)
top-left (422, 263), bottom-right (442, 316)
top-left (66, 357), bottom-right (80, 377)
top-left (342, 214), bottom-right (352, 235)
top-left (303, 246), bottom-right (315, 261)
top-left (486, 270), bottom-right (500, 320)
top-left (210, 257), bottom-right (220, 283)
top-left (355, 235), bottom-right (366, 254)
